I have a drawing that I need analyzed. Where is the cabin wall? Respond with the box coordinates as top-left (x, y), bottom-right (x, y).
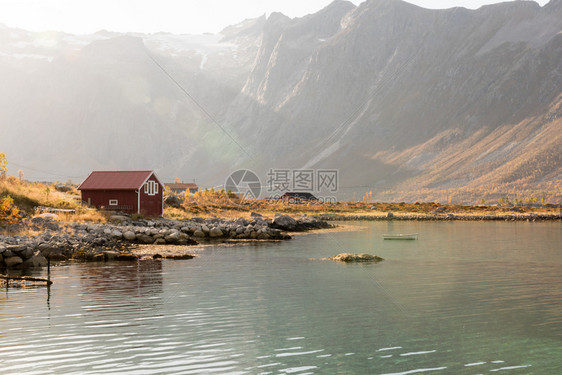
top-left (140, 175), bottom-right (163, 217)
top-left (81, 190), bottom-right (138, 214)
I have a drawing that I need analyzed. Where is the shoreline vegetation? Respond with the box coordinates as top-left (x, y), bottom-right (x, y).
top-left (1, 177), bottom-right (561, 272)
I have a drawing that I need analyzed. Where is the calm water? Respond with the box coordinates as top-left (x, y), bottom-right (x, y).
top-left (1, 221), bottom-right (561, 374)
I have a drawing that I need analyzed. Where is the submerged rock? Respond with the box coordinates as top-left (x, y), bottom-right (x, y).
top-left (329, 253), bottom-right (384, 263)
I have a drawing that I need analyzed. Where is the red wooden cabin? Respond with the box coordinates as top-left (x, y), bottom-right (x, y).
top-left (78, 171), bottom-right (164, 217)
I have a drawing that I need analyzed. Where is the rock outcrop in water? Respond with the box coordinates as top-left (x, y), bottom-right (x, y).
top-left (328, 253), bottom-right (384, 263)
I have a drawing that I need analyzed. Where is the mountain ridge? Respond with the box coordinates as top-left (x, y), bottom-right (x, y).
top-left (0, 0), bottom-right (560, 203)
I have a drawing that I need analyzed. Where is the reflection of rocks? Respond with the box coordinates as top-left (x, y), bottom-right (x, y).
top-left (132, 245), bottom-right (196, 260)
top-left (329, 253), bottom-right (384, 263)
top-left (79, 258), bottom-right (164, 299)
top-left (1, 214), bottom-right (331, 269)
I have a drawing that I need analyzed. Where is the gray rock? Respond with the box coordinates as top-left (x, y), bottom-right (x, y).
top-left (271, 214), bottom-right (297, 231)
top-left (137, 234), bottom-right (154, 244)
top-left (111, 230), bottom-right (123, 238)
top-left (38, 213), bottom-right (59, 220)
top-left (6, 244), bottom-right (27, 254)
top-left (23, 251), bottom-right (48, 268)
top-left (193, 229), bottom-right (206, 238)
top-left (4, 256), bottom-right (23, 268)
top-left (235, 218), bottom-right (249, 226)
top-left (164, 230), bottom-right (180, 243)
top-left (209, 227), bottom-right (224, 238)
top-left (54, 184), bottom-right (73, 192)
top-left (123, 231), bottom-right (136, 241)
top-left (93, 237), bottom-right (107, 246)
top-left (30, 216), bottom-right (46, 225)
top-left (257, 232), bottom-right (271, 239)
top-left (164, 195), bottom-right (182, 208)
top-left (21, 246), bottom-right (35, 259)
top-left (329, 253), bottom-right (384, 263)
top-left (109, 215), bottom-right (130, 223)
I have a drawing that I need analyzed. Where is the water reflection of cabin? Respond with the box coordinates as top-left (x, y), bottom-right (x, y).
top-left (165, 182), bottom-right (199, 195)
top-left (78, 170), bottom-right (164, 217)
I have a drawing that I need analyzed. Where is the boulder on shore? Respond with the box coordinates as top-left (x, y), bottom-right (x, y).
top-left (329, 253), bottom-right (384, 263)
top-left (4, 256), bottom-right (24, 268)
top-left (270, 214), bottom-right (298, 231)
top-left (209, 227), bottom-right (224, 238)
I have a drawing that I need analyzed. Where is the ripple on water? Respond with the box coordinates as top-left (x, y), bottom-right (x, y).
top-left (379, 367), bottom-right (448, 375)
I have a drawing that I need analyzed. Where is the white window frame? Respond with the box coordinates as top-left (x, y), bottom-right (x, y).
top-left (144, 180), bottom-right (159, 196)
top-left (109, 199), bottom-right (118, 206)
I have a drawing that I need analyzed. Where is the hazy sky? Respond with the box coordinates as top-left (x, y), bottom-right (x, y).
top-left (0, 0), bottom-right (551, 35)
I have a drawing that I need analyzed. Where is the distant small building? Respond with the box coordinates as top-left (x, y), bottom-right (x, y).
top-left (280, 192), bottom-right (318, 201)
top-left (78, 170), bottom-right (164, 217)
top-left (165, 182), bottom-right (199, 195)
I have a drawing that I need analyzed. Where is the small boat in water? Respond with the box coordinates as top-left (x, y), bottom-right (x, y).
top-left (383, 233), bottom-right (418, 240)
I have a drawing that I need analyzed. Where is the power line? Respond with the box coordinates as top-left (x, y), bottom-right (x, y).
top-left (7, 161), bottom-right (85, 180)
top-left (144, 48), bottom-right (256, 162)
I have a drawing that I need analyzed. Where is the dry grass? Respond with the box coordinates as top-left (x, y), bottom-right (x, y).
top-left (0, 176), bottom-right (107, 224)
top-left (2, 176), bottom-right (559, 226)
top-left (0, 177), bottom-right (79, 211)
top-left (57, 208), bottom-right (107, 223)
top-left (166, 195), bottom-right (561, 220)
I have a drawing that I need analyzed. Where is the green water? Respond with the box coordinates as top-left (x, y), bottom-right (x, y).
top-left (1, 221), bottom-right (561, 374)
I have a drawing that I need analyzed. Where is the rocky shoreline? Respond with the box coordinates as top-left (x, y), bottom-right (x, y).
top-left (0, 213), bottom-right (331, 270)
top-left (316, 213), bottom-right (562, 222)
top-left (2, 210), bottom-right (559, 270)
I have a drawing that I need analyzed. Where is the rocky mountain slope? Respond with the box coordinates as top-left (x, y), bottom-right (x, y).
top-left (0, 0), bottom-right (560, 203)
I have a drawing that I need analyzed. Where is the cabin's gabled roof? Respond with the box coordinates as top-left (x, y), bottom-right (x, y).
top-left (78, 171), bottom-right (162, 190)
